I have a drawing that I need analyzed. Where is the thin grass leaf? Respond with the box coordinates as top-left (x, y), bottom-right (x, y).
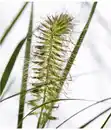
top-left (0, 82), bottom-right (47, 103)
top-left (62, 2), bottom-right (97, 82)
top-left (3, 87), bottom-right (111, 105)
top-left (101, 112), bottom-right (111, 128)
top-left (17, 3), bottom-right (33, 128)
top-left (0, 2), bottom-right (28, 44)
top-left (0, 37), bottom-right (26, 95)
top-left (79, 107), bottom-right (111, 128)
top-left (56, 97), bottom-right (111, 128)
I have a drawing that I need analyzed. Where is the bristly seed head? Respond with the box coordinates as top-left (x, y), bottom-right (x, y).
top-left (28, 13), bottom-right (74, 128)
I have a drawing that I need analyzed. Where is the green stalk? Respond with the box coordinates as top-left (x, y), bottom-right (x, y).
top-left (0, 2), bottom-right (28, 44)
top-left (37, 33), bottom-right (54, 128)
top-left (17, 3), bottom-right (33, 128)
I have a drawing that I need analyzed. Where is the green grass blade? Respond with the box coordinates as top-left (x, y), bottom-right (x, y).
top-left (1, 97), bottom-right (93, 104)
top-left (79, 107), bottom-right (111, 128)
top-left (101, 112), bottom-right (111, 128)
top-left (0, 37), bottom-right (26, 95)
top-left (0, 82), bottom-right (47, 103)
top-left (17, 3), bottom-right (33, 128)
top-left (0, 2), bottom-right (28, 44)
top-left (62, 2), bottom-right (97, 82)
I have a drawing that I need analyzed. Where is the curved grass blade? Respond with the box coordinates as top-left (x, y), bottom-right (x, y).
top-left (56, 97), bottom-right (111, 128)
top-left (101, 112), bottom-right (111, 128)
top-left (0, 37), bottom-right (26, 95)
top-left (0, 82), bottom-right (47, 103)
top-left (17, 3), bottom-right (33, 128)
top-left (18, 98), bottom-right (96, 127)
top-left (79, 107), bottom-right (111, 128)
top-left (0, 2), bottom-right (28, 44)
